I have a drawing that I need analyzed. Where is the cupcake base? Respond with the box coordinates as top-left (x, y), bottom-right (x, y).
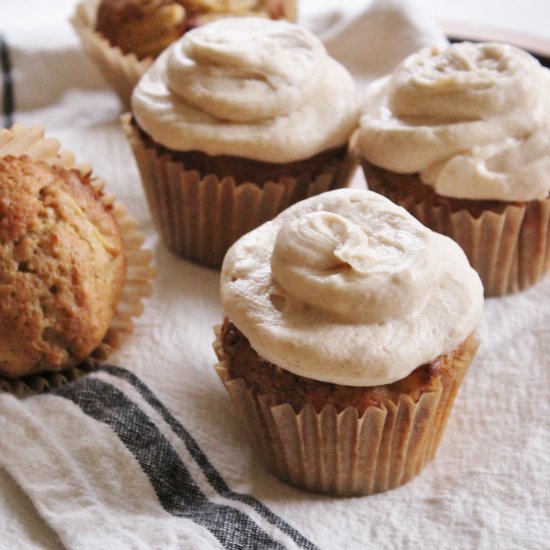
top-left (213, 323), bottom-right (478, 497)
top-left (124, 115), bottom-right (358, 269)
top-left (362, 161), bottom-right (550, 297)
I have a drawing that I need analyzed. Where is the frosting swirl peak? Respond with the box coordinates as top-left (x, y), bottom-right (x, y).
top-left (271, 207), bottom-right (435, 324)
top-left (221, 189), bottom-right (483, 386)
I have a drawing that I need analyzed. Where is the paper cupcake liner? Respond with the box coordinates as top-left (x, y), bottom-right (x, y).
top-left (0, 124), bottom-right (155, 396)
top-left (362, 161), bottom-right (550, 297)
top-left (213, 327), bottom-right (478, 497)
top-left (71, 0), bottom-right (153, 109)
top-left (123, 114), bottom-right (358, 269)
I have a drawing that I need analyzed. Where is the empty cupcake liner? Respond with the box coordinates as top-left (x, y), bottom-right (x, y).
top-left (0, 124), bottom-right (155, 396)
top-left (362, 161), bottom-right (550, 297)
top-left (71, 0), bottom-right (153, 109)
top-left (123, 114), bottom-right (358, 269)
top-left (213, 327), bottom-right (478, 497)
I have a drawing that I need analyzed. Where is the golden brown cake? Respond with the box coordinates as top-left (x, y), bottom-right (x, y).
top-left (215, 189), bottom-right (484, 496)
top-left (0, 156), bottom-right (126, 378)
top-left (220, 318), bottom-right (475, 414)
top-left (357, 42), bottom-right (550, 296)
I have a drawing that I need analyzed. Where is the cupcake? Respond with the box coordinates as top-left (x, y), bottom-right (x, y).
top-left (71, 0), bottom-right (297, 108)
top-left (124, 17), bottom-right (359, 268)
top-left (214, 188), bottom-right (483, 496)
top-left (357, 42), bottom-right (550, 296)
top-left (0, 125), bottom-right (154, 396)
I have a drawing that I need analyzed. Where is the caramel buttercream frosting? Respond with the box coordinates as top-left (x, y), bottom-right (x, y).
top-left (358, 42), bottom-right (550, 201)
top-left (132, 17), bottom-right (358, 162)
top-left (221, 189), bottom-right (483, 387)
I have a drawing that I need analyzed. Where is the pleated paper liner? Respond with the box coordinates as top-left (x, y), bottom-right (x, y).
top-left (0, 124), bottom-right (155, 397)
top-left (362, 161), bottom-right (550, 297)
top-left (213, 327), bottom-right (478, 497)
top-left (123, 114), bottom-right (358, 269)
top-left (0, 360), bottom-right (99, 399)
top-left (71, 0), bottom-right (153, 109)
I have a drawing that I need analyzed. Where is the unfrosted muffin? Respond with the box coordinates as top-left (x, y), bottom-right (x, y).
top-left (124, 17), bottom-right (359, 268)
top-left (0, 125), bottom-right (154, 393)
top-left (357, 42), bottom-right (550, 296)
top-left (71, 0), bottom-right (297, 107)
top-left (214, 188), bottom-right (483, 496)
top-left (0, 156), bottom-right (125, 378)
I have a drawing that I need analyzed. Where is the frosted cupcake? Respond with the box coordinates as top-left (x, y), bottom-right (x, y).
top-left (71, 0), bottom-right (297, 108)
top-left (124, 17), bottom-right (359, 268)
top-left (0, 125), bottom-right (154, 396)
top-left (214, 188), bottom-right (483, 496)
top-left (357, 42), bottom-right (550, 296)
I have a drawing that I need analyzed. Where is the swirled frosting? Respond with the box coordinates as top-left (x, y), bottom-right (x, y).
top-left (358, 42), bottom-right (550, 201)
top-left (221, 189), bottom-right (483, 386)
top-left (132, 17), bottom-right (358, 163)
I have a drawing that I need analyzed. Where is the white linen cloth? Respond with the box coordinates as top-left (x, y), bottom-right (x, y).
top-left (0, 1), bottom-right (549, 549)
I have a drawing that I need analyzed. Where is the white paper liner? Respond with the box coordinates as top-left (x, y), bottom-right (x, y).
top-left (0, 124), bottom-right (155, 396)
top-left (213, 326), bottom-right (478, 496)
top-left (123, 114), bottom-right (358, 268)
top-left (71, 0), bottom-right (153, 109)
top-left (362, 161), bottom-right (550, 297)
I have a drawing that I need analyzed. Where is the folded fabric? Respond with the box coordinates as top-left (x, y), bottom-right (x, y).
top-left (0, 1), bottom-right (548, 549)
top-left (0, 366), bottom-right (323, 550)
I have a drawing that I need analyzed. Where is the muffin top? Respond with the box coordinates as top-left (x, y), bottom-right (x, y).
top-left (221, 188), bottom-right (483, 387)
top-left (358, 42), bottom-right (550, 201)
top-left (132, 17), bottom-right (359, 162)
top-left (0, 156), bottom-right (126, 378)
top-left (96, 0), bottom-right (296, 60)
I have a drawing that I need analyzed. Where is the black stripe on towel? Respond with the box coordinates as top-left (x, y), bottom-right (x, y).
top-left (54, 377), bottom-right (286, 550)
top-left (0, 36), bottom-right (14, 128)
top-left (102, 365), bottom-right (320, 550)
